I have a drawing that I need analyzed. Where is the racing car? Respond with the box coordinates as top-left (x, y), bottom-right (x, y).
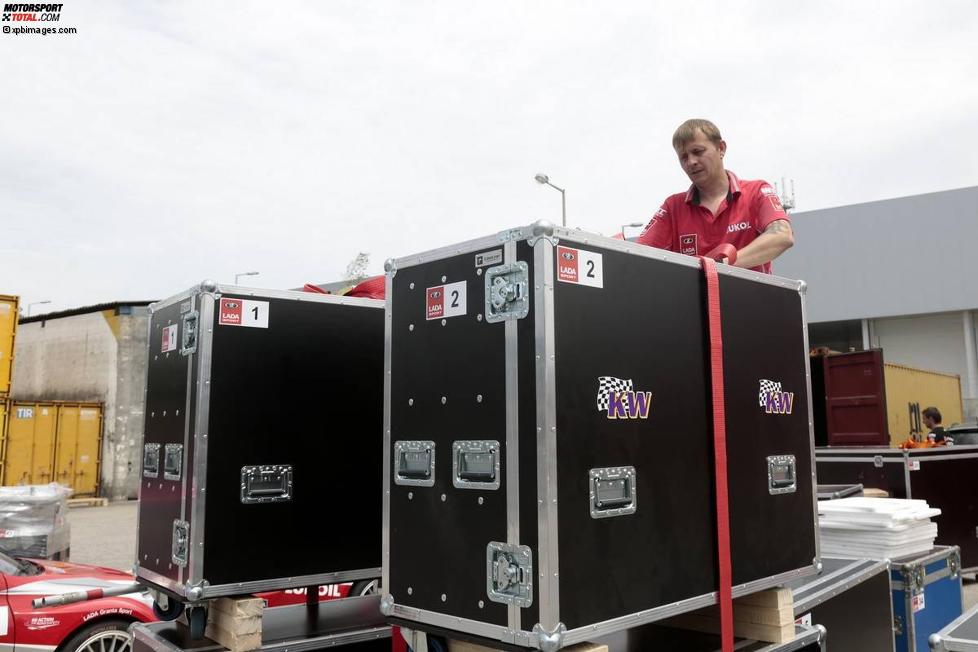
top-left (0, 550), bottom-right (375, 652)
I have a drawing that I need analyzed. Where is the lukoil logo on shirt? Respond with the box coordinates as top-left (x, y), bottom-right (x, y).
top-left (728, 221), bottom-right (750, 233)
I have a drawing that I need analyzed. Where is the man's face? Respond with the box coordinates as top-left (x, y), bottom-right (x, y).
top-left (675, 130), bottom-right (726, 187)
top-left (923, 415), bottom-right (936, 429)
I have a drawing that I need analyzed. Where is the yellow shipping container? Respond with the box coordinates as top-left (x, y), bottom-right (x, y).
top-left (884, 363), bottom-right (964, 445)
top-left (0, 400), bottom-right (7, 466)
top-left (0, 295), bottom-right (18, 396)
top-left (53, 403), bottom-right (103, 496)
top-left (2, 401), bottom-right (58, 486)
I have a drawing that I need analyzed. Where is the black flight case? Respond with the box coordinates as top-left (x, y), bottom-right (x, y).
top-left (135, 282), bottom-right (385, 615)
top-left (380, 222), bottom-right (820, 650)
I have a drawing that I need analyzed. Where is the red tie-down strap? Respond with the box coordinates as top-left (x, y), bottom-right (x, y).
top-left (704, 243), bottom-right (738, 266)
top-left (346, 275), bottom-right (386, 299)
top-left (701, 256), bottom-right (734, 652)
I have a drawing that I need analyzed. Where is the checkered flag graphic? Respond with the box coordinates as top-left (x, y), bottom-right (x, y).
top-left (597, 376), bottom-right (634, 412)
top-left (759, 379), bottom-right (782, 406)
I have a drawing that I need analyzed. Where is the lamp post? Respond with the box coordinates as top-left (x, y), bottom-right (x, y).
top-left (620, 222), bottom-right (645, 239)
top-left (235, 271), bottom-right (259, 285)
top-left (27, 300), bottom-right (51, 317)
top-left (534, 173), bottom-right (566, 227)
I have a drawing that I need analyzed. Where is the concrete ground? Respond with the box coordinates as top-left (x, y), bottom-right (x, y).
top-left (65, 500), bottom-right (978, 612)
top-left (65, 499), bottom-right (138, 572)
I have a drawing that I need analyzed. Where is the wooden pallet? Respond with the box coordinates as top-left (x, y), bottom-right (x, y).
top-left (664, 587), bottom-right (796, 644)
top-left (67, 497), bottom-right (109, 508)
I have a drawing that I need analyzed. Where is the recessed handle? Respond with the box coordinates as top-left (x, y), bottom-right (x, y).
top-left (241, 465), bottom-right (293, 504)
top-left (589, 466), bottom-right (637, 519)
top-left (453, 440), bottom-right (501, 489)
top-left (394, 441), bottom-right (436, 487)
top-left (767, 455), bottom-right (797, 495)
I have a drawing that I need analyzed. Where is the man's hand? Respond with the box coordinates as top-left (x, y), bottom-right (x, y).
top-left (733, 219), bottom-right (794, 269)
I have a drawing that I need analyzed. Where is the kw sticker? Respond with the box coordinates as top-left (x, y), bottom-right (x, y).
top-left (219, 298), bottom-right (270, 328)
top-left (557, 246), bottom-right (603, 288)
top-left (426, 280), bottom-right (467, 320)
top-left (597, 376), bottom-right (652, 420)
top-left (759, 379), bottom-right (794, 415)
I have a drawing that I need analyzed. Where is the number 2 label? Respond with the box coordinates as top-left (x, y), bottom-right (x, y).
top-left (426, 280), bottom-right (467, 320)
top-left (557, 246), bottom-right (603, 289)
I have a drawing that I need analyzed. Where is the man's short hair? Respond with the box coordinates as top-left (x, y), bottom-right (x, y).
top-left (923, 406), bottom-right (942, 423)
top-left (673, 119), bottom-right (723, 149)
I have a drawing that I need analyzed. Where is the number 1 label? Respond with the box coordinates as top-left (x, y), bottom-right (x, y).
top-left (219, 298), bottom-right (270, 329)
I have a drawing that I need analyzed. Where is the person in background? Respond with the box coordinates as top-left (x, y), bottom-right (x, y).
top-left (923, 406), bottom-right (947, 443)
top-left (637, 118), bottom-right (794, 273)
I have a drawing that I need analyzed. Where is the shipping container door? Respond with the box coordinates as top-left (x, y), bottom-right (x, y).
top-left (30, 404), bottom-right (57, 483)
top-left (0, 296), bottom-right (17, 396)
top-left (824, 350), bottom-right (889, 446)
top-left (0, 400), bottom-right (8, 480)
top-left (55, 404), bottom-right (100, 496)
top-left (54, 404), bottom-right (78, 489)
top-left (4, 403), bottom-right (46, 485)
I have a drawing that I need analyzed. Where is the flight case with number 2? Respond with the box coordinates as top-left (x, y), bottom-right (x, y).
top-left (381, 222), bottom-right (819, 650)
top-left (136, 281), bottom-right (385, 614)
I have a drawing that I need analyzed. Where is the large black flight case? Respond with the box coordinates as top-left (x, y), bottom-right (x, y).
top-left (380, 222), bottom-right (819, 650)
top-left (136, 282), bottom-right (384, 612)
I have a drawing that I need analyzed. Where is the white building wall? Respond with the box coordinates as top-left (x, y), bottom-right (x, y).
top-left (10, 309), bottom-right (148, 499)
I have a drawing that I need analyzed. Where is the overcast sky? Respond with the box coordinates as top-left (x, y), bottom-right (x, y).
top-left (2, 1), bottom-right (976, 314)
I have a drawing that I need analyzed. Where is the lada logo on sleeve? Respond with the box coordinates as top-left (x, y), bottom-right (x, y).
top-left (759, 379), bottom-right (794, 415)
top-left (596, 376), bottom-right (652, 420)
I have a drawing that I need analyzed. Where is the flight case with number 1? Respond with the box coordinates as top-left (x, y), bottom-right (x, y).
top-left (381, 222), bottom-right (819, 651)
top-left (136, 281), bottom-right (385, 615)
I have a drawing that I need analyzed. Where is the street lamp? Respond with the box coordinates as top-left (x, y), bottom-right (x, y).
top-left (235, 271), bottom-right (259, 285)
top-left (534, 173), bottom-right (566, 227)
top-left (621, 222), bottom-right (645, 239)
top-left (27, 300), bottom-right (51, 317)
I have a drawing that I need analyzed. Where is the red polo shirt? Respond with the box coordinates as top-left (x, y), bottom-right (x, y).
top-left (636, 171), bottom-right (789, 274)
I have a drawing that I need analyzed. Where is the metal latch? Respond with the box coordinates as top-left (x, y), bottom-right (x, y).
top-left (172, 520), bottom-right (189, 567)
top-left (241, 465), bottom-right (293, 504)
top-left (767, 455), bottom-right (797, 495)
top-left (164, 444), bottom-right (183, 481)
top-left (893, 614), bottom-right (903, 636)
top-left (950, 550), bottom-right (961, 579)
top-left (486, 542), bottom-right (533, 607)
top-left (180, 311), bottom-right (199, 356)
top-left (484, 262), bottom-right (529, 323)
top-left (906, 563), bottom-right (925, 594)
top-left (453, 440), bottom-right (500, 490)
top-left (873, 455), bottom-right (884, 468)
top-left (589, 467), bottom-right (637, 519)
top-left (143, 444), bottom-right (160, 478)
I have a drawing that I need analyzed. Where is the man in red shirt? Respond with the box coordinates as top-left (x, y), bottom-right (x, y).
top-left (636, 119), bottom-right (794, 274)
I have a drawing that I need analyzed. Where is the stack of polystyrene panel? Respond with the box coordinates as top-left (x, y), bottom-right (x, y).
top-left (818, 497), bottom-right (940, 559)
